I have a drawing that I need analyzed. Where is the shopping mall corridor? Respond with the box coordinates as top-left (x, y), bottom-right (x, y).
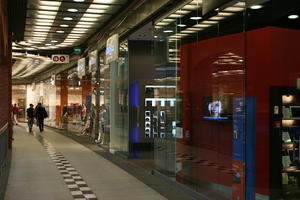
top-left (4, 124), bottom-right (167, 200)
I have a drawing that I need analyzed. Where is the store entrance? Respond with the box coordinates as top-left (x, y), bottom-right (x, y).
top-left (270, 86), bottom-right (300, 200)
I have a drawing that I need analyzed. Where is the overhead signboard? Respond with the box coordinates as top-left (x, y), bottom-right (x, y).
top-left (202, 0), bottom-right (230, 16)
top-left (78, 58), bottom-right (86, 79)
top-left (51, 54), bottom-right (69, 64)
top-left (106, 34), bottom-right (119, 64)
top-left (89, 50), bottom-right (98, 74)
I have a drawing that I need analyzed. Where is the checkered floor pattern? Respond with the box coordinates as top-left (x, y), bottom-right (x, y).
top-left (35, 133), bottom-right (98, 200)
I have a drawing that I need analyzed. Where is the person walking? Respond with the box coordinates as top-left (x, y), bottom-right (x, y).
top-left (35, 103), bottom-right (48, 132)
top-left (26, 104), bottom-right (35, 133)
top-left (12, 103), bottom-right (19, 125)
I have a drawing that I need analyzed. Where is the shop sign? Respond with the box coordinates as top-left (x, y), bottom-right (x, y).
top-left (51, 54), bottom-right (69, 64)
top-left (89, 50), bottom-right (98, 73)
top-left (77, 58), bottom-right (86, 79)
top-left (106, 34), bottom-right (119, 64)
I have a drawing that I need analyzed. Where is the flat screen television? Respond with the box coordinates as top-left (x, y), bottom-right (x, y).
top-left (202, 96), bottom-right (233, 120)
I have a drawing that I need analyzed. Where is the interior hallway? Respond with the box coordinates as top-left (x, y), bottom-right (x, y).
top-left (4, 124), bottom-right (167, 200)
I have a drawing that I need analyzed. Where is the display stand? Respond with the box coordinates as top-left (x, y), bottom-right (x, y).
top-left (270, 86), bottom-right (300, 199)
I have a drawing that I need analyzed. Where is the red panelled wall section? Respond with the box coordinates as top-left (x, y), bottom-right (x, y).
top-left (179, 27), bottom-right (300, 195)
top-left (0, 0), bottom-right (12, 148)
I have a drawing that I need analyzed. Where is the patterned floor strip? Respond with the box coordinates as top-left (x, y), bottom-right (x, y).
top-left (32, 131), bottom-right (98, 200)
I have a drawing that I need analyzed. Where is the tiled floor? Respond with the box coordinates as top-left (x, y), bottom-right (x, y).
top-left (5, 124), bottom-right (167, 200)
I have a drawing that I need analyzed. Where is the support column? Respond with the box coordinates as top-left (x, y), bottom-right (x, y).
top-left (58, 75), bottom-right (68, 127)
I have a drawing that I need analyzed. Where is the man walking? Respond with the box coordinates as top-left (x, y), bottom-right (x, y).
top-left (35, 103), bottom-right (48, 132)
top-left (26, 104), bottom-right (35, 133)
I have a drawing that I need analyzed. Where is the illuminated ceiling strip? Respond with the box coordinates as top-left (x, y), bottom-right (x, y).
top-left (30, 1), bottom-right (62, 44)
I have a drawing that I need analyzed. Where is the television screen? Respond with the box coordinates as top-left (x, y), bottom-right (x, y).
top-left (202, 96), bottom-right (233, 120)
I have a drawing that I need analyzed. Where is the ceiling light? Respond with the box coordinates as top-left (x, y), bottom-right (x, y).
top-left (250, 5), bottom-right (262, 10)
top-left (39, 6), bottom-right (60, 11)
top-left (288, 15), bottom-right (299, 19)
top-left (80, 17), bottom-right (98, 22)
top-left (37, 15), bottom-right (56, 19)
top-left (36, 22), bottom-right (52, 26)
top-left (73, 28), bottom-right (88, 31)
top-left (77, 21), bottom-right (94, 25)
top-left (40, 1), bottom-right (61, 6)
top-left (29, 41), bottom-right (42, 44)
top-left (76, 24), bottom-right (92, 28)
top-left (89, 4), bottom-right (110, 9)
top-left (190, 16), bottom-right (202, 20)
top-left (93, 0), bottom-right (115, 3)
top-left (74, 0), bottom-right (85, 2)
top-left (83, 13), bottom-right (101, 18)
top-left (45, 44), bottom-right (52, 46)
top-left (169, 14), bottom-right (183, 18)
top-left (33, 29), bottom-right (49, 32)
top-left (223, 6), bottom-right (244, 12)
top-left (38, 10), bottom-right (57, 15)
top-left (56, 30), bottom-right (65, 33)
top-left (34, 26), bottom-right (50, 29)
top-left (157, 22), bottom-right (168, 26)
top-left (68, 8), bottom-right (78, 12)
top-left (63, 17), bottom-right (73, 21)
top-left (86, 9), bottom-right (107, 14)
top-left (163, 30), bottom-right (173, 33)
top-left (71, 30), bottom-right (86, 34)
top-left (60, 24), bottom-right (69, 27)
top-left (154, 35), bottom-right (158, 38)
top-left (177, 24), bottom-right (186, 27)
top-left (36, 19), bottom-right (53, 22)
top-left (51, 40), bottom-right (58, 43)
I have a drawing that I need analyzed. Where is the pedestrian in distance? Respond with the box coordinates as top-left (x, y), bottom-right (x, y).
top-left (12, 103), bottom-right (19, 125)
top-left (26, 104), bottom-right (35, 133)
top-left (35, 103), bottom-right (48, 132)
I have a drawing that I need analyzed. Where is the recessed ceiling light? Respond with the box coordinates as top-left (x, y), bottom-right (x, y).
top-left (51, 40), bottom-right (58, 43)
top-left (250, 5), bottom-right (262, 10)
top-left (190, 16), bottom-right (202, 20)
top-left (63, 17), bottom-right (73, 21)
top-left (56, 30), bottom-right (65, 33)
top-left (288, 15), bottom-right (299, 19)
top-left (163, 30), bottom-right (173, 33)
top-left (177, 24), bottom-right (186, 27)
top-left (60, 24), bottom-right (69, 27)
top-left (154, 35), bottom-right (158, 38)
top-left (74, 0), bottom-right (85, 2)
top-left (45, 43), bottom-right (52, 46)
top-left (68, 8), bottom-right (78, 12)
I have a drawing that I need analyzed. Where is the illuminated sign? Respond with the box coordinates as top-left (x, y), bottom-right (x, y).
top-left (77, 58), bottom-right (86, 79)
top-left (106, 34), bottom-right (119, 64)
top-left (51, 54), bottom-right (69, 63)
